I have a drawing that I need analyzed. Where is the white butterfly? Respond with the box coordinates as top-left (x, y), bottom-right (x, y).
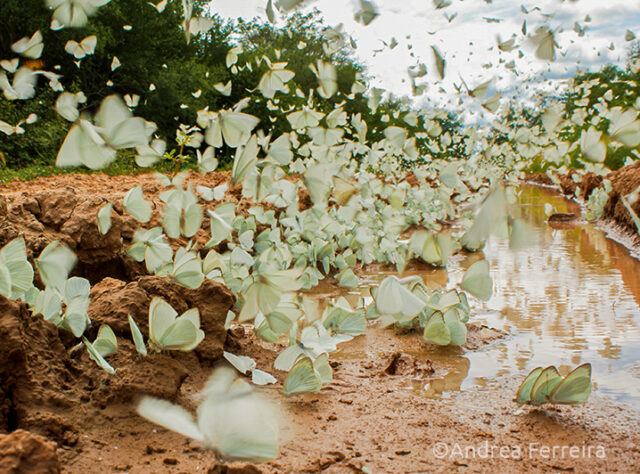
top-left (137, 366), bottom-right (279, 461)
top-left (46, 0), bottom-right (112, 29)
top-left (65, 35), bottom-right (97, 59)
top-left (11, 31), bottom-right (44, 59)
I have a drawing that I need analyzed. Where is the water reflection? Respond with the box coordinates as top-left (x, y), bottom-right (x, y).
top-left (476, 185), bottom-right (640, 406)
top-left (308, 185), bottom-right (640, 406)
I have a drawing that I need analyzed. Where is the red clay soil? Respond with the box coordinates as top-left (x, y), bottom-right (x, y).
top-left (0, 171), bottom-right (639, 472)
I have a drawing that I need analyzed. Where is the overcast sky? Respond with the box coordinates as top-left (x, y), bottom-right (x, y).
top-left (209, 0), bottom-right (640, 119)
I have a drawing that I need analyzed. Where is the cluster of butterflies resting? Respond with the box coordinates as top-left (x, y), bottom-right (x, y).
top-left (5, 0), bottom-right (640, 463)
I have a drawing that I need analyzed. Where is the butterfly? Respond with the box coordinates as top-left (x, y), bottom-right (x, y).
top-left (137, 366), bottom-right (280, 461)
top-left (516, 364), bottom-right (592, 405)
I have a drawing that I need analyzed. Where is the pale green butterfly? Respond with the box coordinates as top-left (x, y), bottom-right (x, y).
top-left (135, 139), bottom-right (166, 167)
top-left (196, 183), bottom-right (228, 202)
top-left (92, 324), bottom-right (118, 357)
top-left (207, 202), bottom-right (236, 247)
top-left (608, 107), bottom-right (640, 148)
top-left (548, 363), bottom-right (592, 405)
top-left (336, 267), bottom-right (358, 288)
top-left (230, 134), bottom-right (259, 186)
top-left (251, 369), bottom-right (277, 386)
top-left (1, 67), bottom-right (37, 100)
top-left (409, 231), bottom-right (457, 267)
top-left (515, 367), bottom-right (543, 404)
top-left (128, 314), bottom-right (147, 356)
top-left (127, 227), bottom-right (172, 274)
top-left (287, 106), bottom-right (324, 130)
top-left (83, 336), bottom-right (116, 374)
top-left (529, 366), bottom-right (563, 405)
top-left (46, 0), bottom-right (112, 29)
top-left (36, 240), bottom-right (77, 291)
top-left (162, 188), bottom-right (203, 239)
top-left (0, 237), bottom-right (34, 299)
top-left (529, 26), bottom-right (557, 61)
top-left (242, 166), bottom-right (277, 202)
top-left (148, 296), bottom-right (204, 352)
top-left (201, 109), bottom-right (259, 149)
top-left (123, 185), bottom-right (152, 223)
top-left (308, 127), bottom-right (344, 147)
top-left (423, 309), bottom-right (467, 346)
top-left (354, 0), bottom-right (378, 26)
top-left (238, 268), bottom-right (303, 322)
top-left (64, 35), bottom-right (97, 59)
top-left (96, 202), bottom-right (113, 235)
top-left (60, 277), bottom-right (91, 337)
top-left (224, 351), bottom-right (256, 375)
top-left (460, 259), bottom-right (493, 301)
top-left (223, 351), bottom-right (277, 386)
top-left (214, 80), bottom-right (232, 96)
top-left (580, 127), bottom-right (606, 163)
top-left (431, 46), bottom-right (445, 80)
top-left (156, 246), bottom-right (204, 290)
top-left (323, 297), bottom-right (366, 337)
top-left (258, 59), bottom-right (295, 99)
top-left (197, 146), bottom-right (218, 174)
top-left (283, 353), bottom-right (332, 395)
top-left (55, 91), bottom-right (86, 122)
top-left (309, 60), bottom-right (338, 99)
top-left (264, 133), bottom-right (293, 166)
top-left (303, 162), bottom-right (333, 206)
top-left (375, 275), bottom-right (426, 322)
top-left (11, 30), bottom-right (44, 59)
top-left (137, 366), bottom-right (279, 462)
top-left (56, 95), bottom-right (148, 170)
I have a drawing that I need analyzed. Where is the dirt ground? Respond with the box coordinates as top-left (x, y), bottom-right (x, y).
top-left (1, 169), bottom-right (640, 473)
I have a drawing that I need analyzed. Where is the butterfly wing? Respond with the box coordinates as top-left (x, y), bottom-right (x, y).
top-left (549, 363), bottom-right (592, 405)
top-left (515, 367), bottom-right (543, 404)
top-left (530, 366), bottom-right (562, 405)
top-left (283, 356), bottom-right (321, 394)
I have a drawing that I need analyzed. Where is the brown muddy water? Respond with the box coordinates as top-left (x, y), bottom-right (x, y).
top-left (318, 184), bottom-right (640, 407)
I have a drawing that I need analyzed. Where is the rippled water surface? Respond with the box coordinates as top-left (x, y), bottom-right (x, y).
top-left (316, 185), bottom-right (640, 406)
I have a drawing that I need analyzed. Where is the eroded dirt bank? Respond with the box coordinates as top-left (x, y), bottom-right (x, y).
top-left (525, 162), bottom-right (640, 243)
top-left (0, 171), bottom-right (639, 472)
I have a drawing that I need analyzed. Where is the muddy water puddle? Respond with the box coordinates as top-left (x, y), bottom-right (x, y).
top-left (313, 185), bottom-right (640, 406)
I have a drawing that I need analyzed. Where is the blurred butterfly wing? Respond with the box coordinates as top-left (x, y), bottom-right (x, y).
top-left (461, 259), bottom-right (493, 301)
top-left (197, 386), bottom-right (279, 461)
top-left (137, 396), bottom-right (203, 441)
top-left (231, 135), bottom-right (258, 185)
top-left (56, 123), bottom-right (115, 169)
